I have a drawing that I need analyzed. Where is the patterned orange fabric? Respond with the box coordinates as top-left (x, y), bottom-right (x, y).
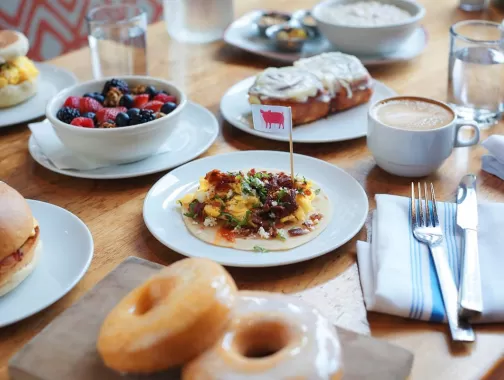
top-left (0, 0), bottom-right (163, 61)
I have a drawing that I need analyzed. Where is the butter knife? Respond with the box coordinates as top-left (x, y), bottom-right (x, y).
top-left (456, 174), bottom-right (483, 319)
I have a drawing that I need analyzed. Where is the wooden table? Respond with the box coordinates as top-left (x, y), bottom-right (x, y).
top-left (1, 0), bottom-right (504, 378)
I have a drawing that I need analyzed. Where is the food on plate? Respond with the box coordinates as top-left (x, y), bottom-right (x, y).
top-left (294, 52), bottom-right (373, 112)
top-left (0, 182), bottom-right (41, 297)
top-left (55, 78), bottom-right (179, 128)
top-left (318, 1), bottom-right (412, 27)
top-left (248, 52), bottom-right (373, 125)
top-left (97, 257), bottom-right (237, 373)
top-left (182, 291), bottom-right (343, 380)
top-left (276, 26), bottom-right (309, 41)
top-left (302, 13), bottom-right (317, 27)
top-left (256, 12), bottom-right (291, 29)
top-left (248, 67), bottom-right (330, 125)
top-left (178, 169), bottom-right (331, 251)
top-left (0, 30), bottom-right (39, 108)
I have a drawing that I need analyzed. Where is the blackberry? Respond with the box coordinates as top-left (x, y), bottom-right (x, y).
top-left (102, 79), bottom-right (129, 95)
top-left (56, 107), bottom-right (81, 124)
top-left (119, 94), bottom-right (134, 108)
top-left (130, 109), bottom-right (155, 125)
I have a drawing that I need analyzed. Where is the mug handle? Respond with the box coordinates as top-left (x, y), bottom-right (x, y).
top-left (454, 120), bottom-right (480, 147)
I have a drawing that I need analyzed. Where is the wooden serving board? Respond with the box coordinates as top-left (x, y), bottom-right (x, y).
top-left (9, 257), bottom-right (414, 380)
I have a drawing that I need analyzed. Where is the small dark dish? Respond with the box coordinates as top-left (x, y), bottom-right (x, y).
top-left (292, 10), bottom-right (319, 36)
top-left (255, 11), bottom-right (291, 36)
top-left (265, 22), bottom-right (315, 53)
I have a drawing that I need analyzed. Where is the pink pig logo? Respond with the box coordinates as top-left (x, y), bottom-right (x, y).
top-left (260, 109), bottom-right (285, 129)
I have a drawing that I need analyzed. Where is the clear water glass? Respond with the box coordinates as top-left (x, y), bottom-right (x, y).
top-left (459, 0), bottom-right (489, 11)
top-left (87, 5), bottom-right (148, 79)
top-left (163, 0), bottom-right (234, 44)
top-left (447, 20), bottom-right (504, 127)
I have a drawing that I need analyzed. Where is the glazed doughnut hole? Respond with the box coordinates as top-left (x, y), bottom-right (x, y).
top-left (232, 318), bottom-right (296, 358)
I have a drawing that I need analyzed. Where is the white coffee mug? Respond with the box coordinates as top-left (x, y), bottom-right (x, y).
top-left (367, 96), bottom-right (480, 177)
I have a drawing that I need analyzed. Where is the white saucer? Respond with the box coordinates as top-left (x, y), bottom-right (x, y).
top-left (224, 11), bottom-right (428, 66)
top-left (0, 63), bottom-right (78, 128)
top-left (28, 102), bottom-right (219, 179)
top-left (143, 151), bottom-right (368, 267)
top-left (0, 200), bottom-right (93, 328)
top-left (221, 76), bottom-right (396, 143)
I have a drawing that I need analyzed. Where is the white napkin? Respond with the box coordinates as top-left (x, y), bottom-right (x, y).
top-left (482, 135), bottom-right (504, 181)
top-left (357, 194), bottom-right (504, 323)
top-left (28, 120), bottom-right (172, 170)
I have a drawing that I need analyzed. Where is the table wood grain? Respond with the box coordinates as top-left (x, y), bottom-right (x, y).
top-left (1, 0), bottom-right (504, 379)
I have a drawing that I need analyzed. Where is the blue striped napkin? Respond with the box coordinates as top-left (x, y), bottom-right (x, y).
top-left (356, 194), bottom-right (504, 323)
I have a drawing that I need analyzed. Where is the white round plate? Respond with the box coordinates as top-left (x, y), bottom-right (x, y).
top-left (0, 200), bottom-right (93, 327)
top-left (0, 63), bottom-right (78, 128)
top-left (221, 76), bottom-right (396, 143)
top-left (28, 102), bottom-right (219, 179)
top-left (143, 151), bottom-right (368, 267)
top-left (224, 11), bottom-right (428, 66)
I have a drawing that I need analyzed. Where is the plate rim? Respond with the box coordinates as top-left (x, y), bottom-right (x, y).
top-left (223, 11), bottom-right (428, 66)
top-left (220, 76), bottom-right (396, 143)
top-left (28, 101), bottom-right (220, 180)
top-left (143, 150), bottom-right (369, 267)
top-left (0, 62), bottom-right (78, 128)
top-left (0, 199), bottom-right (94, 327)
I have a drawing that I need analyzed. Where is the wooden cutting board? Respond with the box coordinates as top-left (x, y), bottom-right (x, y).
top-left (9, 257), bottom-right (414, 380)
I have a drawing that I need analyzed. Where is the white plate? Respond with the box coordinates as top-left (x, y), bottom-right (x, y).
top-left (143, 151), bottom-right (368, 267)
top-left (221, 76), bottom-right (396, 143)
top-left (0, 200), bottom-right (93, 328)
top-left (0, 63), bottom-right (78, 128)
top-left (224, 11), bottom-right (428, 66)
top-left (28, 102), bottom-right (219, 179)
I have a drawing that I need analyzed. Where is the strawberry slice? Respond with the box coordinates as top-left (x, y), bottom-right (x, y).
top-left (153, 93), bottom-right (176, 103)
top-left (133, 94), bottom-right (149, 109)
top-left (141, 100), bottom-right (164, 112)
top-left (96, 107), bottom-right (127, 124)
top-left (63, 96), bottom-right (81, 109)
top-left (79, 97), bottom-right (103, 114)
top-left (70, 117), bottom-right (94, 128)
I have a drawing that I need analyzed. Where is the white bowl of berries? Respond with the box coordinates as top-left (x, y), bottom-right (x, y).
top-left (46, 76), bottom-right (187, 165)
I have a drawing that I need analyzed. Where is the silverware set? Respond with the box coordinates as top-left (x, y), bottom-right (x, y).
top-left (410, 175), bottom-right (482, 342)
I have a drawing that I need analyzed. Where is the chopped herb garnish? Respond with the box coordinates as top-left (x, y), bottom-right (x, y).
top-left (177, 200), bottom-right (183, 206)
top-left (277, 188), bottom-right (288, 202)
top-left (183, 200), bottom-right (199, 219)
top-left (276, 233), bottom-right (286, 241)
top-left (315, 188), bottom-right (321, 195)
top-left (220, 210), bottom-right (251, 228)
top-left (297, 188), bottom-right (304, 194)
top-left (253, 245), bottom-right (269, 253)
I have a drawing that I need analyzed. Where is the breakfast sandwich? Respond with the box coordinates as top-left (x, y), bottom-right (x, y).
top-left (178, 169), bottom-right (331, 251)
top-left (0, 182), bottom-right (41, 297)
top-left (0, 30), bottom-right (39, 108)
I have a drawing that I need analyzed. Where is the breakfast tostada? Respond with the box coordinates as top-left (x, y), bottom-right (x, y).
top-left (178, 169), bottom-right (331, 251)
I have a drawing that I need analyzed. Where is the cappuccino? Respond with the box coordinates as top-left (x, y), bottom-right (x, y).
top-left (373, 99), bottom-right (454, 130)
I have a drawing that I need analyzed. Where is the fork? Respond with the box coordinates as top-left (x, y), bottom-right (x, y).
top-left (411, 182), bottom-right (475, 342)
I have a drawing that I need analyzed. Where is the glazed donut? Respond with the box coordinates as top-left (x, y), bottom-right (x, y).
top-left (97, 257), bottom-right (238, 373)
top-left (182, 291), bottom-right (343, 380)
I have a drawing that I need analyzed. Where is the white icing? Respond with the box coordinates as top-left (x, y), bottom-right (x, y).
top-left (249, 67), bottom-right (324, 102)
top-left (294, 52), bottom-right (371, 98)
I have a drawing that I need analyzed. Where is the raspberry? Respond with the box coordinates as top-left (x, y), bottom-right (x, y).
top-left (79, 97), bottom-right (103, 114)
top-left (96, 107), bottom-right (127, 124)
top-left (102, 79), bottom-right (129, 95)
top-left (130, 109), bottom-right (155, 125)
top-left (141, 100), bottom-right (163, 112)
top-left (153, 93), bottom-right (176, 103)
top-left (70, 117), bottom-right (94, 128)
top-left (63, 96), bottom-right (81, 109)
top-left (56, 107), bottom-right (80, 124)
top-left (133, 94), bottom-right (149, 109)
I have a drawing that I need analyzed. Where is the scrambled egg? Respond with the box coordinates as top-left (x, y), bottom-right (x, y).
top-left (0, 56), bottom-right (39, 88)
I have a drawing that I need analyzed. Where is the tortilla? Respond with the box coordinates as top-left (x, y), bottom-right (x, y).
top-left (180, 175), bottom-right (332, 252)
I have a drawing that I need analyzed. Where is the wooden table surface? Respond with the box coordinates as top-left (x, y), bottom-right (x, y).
top-left (1, 0), bottom-right (504, 379)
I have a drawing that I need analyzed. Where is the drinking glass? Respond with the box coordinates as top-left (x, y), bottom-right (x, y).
top-left (447, 20), bottom-right (504, 127)
top-left (163, 0), bottom-right (234, 43)
top-left (459, 0), bottom-right (489, 11)
top-left (87, 5), bottom-right (148, 79)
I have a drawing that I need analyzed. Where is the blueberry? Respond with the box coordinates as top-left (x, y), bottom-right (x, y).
top-left (81, 112), bottom-right (96, 120)
top-left (127, 108), bottom-right (140, 117)
top-left (161, 102), bottom-right (177, 115)
top-left (159, 90), bottom-right (169, 95)
top-left (83, 92), bottom-right (94, 98)
top-left (115, 112), bottom-right (130, 127)
top-left (145, 85), bottom-right (157, 99)
top-left (119, 94), bottom-right (134, 108)
top-left (84, 92), bottom-right (104, 104)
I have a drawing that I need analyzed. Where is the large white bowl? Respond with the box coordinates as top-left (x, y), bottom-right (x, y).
top-left (46, 76), bottom-right (187, 165)
top-left (313, 0), bottom-right (425, 55)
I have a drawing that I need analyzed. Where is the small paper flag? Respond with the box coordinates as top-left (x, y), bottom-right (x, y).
top-left (251, 104), bottom-right (292, 134)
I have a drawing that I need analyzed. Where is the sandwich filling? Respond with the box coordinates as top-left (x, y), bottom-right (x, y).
top-left (0, 56), bottom-right (38, 89)
top-left (0, 219), bottom-right (39, 274)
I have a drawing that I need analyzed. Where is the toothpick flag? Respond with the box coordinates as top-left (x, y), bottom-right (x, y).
top-left (251, 104), bottom-right (294, 181)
